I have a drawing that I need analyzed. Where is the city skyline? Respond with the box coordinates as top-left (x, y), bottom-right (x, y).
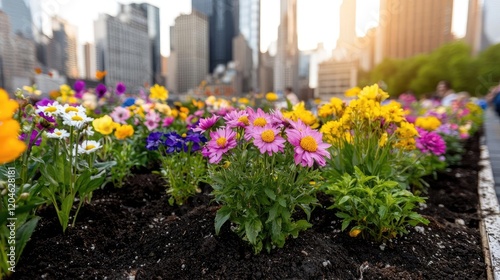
top-left (33, 0), bottom-right (469, 57)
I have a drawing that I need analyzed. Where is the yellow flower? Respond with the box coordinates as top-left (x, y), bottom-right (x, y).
top-left (114, 124), bottom-right (134, 140)
top-left (379, 132), bottom-right (388, 147)
top-left (155, 103), bottom-right (172, 115)
top-left (358, 84), bottom-right (389, 102)
top-left (381, 101), bottom-right (405, 123)
top-left (238, 97), bottom-right (250, 104)
top-left (265, 92), bottom-right (278, 102)
top-left (396, 122), bottom-right (418, 139)
top-left (149, 84), bottom-right (168, 101)
top-left (415, 116), bottom-right (441, 131)
top-left (23, 85), bottom-right (41, 96)
top-left (344, 86), bottom-right (361, 97)
top-left (92, 115), bottom-right (119, 135)
top-left (0, 89), bottom-right (19, 121)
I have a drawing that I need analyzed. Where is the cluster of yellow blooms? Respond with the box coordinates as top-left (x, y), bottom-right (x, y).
top-left (320, 84), bottom-right (418, 150)
top-left (93, 115), bottom-right (134, 140)
top-left (0, 89), bottom-right (26, 163)
top-left (415, 116), bottom-right (441, 131)
top-left (282, 102), bottom-right (319, 128)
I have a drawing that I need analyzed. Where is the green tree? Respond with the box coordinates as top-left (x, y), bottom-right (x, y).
top-left (476, 43), bottom-right (500, 95)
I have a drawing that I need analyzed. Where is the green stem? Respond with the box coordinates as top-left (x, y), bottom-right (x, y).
top-left (71, 199), bottom-right (84, 228)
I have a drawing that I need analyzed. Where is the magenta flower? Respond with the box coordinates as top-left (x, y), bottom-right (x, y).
top-left (73, 80), bottom-right (86, 98)
top-left (115, 82), bottom-right (126, 95)
top-left (250, 125), bottom-right (286, 156)
top-left (95, 84), bottom-right (107, 98)
top-left (247, 107), bottom-right (272, 128)
top-left (110, 106), bottom-right (131, 124)
top-left (416, 129), bottom-right (446, 156)
top-left (224, 109), bottom-right (249, 129)
top-left (193, 114), bottom-right (219, 133)
top-left (286, 120), bottom-right (331, 167)
top-left (144, 110), bottom-right (161, 131)
top-left (203, 127), bottom-right (237, 164)
top-left (162, 116), bottom-right (174, 127)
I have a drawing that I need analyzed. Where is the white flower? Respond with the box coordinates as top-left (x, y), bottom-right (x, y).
top-left (62, 111), bottom-right (93, 130)
top-left (81, 126), bottom-right (95, 136)
top-left (35, 101), bottom-right (61, 117)
top-left (57, 104), bottom-right (86, 116)
top-left (78, 140), bottom-right (101, 154)
top-left (46, 128), bottom-right (70, 139)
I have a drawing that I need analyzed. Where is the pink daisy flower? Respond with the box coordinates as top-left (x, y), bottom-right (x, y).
top-left (247, 108), bottom-right (272, 128)
top-left (204, 127), bottom-right (237, 164)
top-left (250, 125), bottom-right (286, 156)
top-left (110, 106), bottom-right (131, 124)
top-left (144, 110), bottom-right (161, 131)
top-left (193, 114), bottom-right (219, 133)
top-left (224, 109), bottom-right (249, 129)
top-left (286, 120), bottom-right (331, 167)
top-left (269, 109), bottom-right (289, 128)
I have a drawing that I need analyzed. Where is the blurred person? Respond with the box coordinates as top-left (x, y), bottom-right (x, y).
top-left (284, 87), bottom-right (299, 106)
top-left (486, 82), bottom-right (500, 116)
top-left (436, 80), bottom-right (457, 106)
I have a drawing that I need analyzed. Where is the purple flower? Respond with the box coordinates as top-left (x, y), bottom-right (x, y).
top-left (36, 98), bottom-right (54, 107)
top-left (203, 127), bottom-right (237, 164)
top-left (416, 129), bottom-right (446, 156)
top-left (146, 132), bottom-right (165, 151)
top-left (185, 130), bottom-right (207, 152)
top-left (249, 125), bottom-right (286, 156)
top-left (164, 132), bottom-right (185, 154)
top-left (20, 130), bottom-right (42, 146)
top-left (162, 116), bottom-right (174, 127)
top-left (95, 84), bottom-right (107, 98)
top-left (115, 82), bottom-right (126, 95)
top-left (286, 120), bottom-right (331, 167)
top-left (73, 80), bottom-right (86, 98)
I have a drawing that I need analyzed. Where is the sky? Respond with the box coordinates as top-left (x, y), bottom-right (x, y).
top-left (36, 0), bottom-right (469, 57)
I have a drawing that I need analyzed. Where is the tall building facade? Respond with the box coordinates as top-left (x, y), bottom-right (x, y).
top-left (317, 59), bottom-right (358, 101)
top-left (0, 0), bottom-right (33, 40)
top-left (465, 0), bottom-right (481, 55)
top-left (481, 0), bottom-right (500, 51)
top-left (84, 43), bottom-right (96, 80)
top-left (0, 10), bottom-right (35, 93)
top-left (94, 4), bottom-right (152, 91)
top-left (47, 17), bottom-right (79, 78)
top-left (238, 0), bottom-right (260, 91)
top-left (170, 12), bottom-right (209, 94)
top-left (232, 34), bottom-right (252, 94)
top-left (136, 3), bottom-right (161, 84)
top-left (376, 0), bottom-right (454, 62)
top-left (192, 0), bottom-right (237, 73)
top-left (274, 0), bottom-right (299, 95)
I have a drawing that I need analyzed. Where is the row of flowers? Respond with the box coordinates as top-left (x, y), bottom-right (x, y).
top-left (0, 81), bottom-right (484, 276)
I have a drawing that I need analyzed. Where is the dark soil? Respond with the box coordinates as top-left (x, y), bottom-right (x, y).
top-left (13, 132), bottom-right (486, 279)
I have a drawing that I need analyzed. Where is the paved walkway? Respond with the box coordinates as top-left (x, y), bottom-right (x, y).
top-left (484, 107), bottom-right (500, 204)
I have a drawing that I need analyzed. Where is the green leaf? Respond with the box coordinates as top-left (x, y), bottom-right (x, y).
top-left (214, 206), bottom-right (231, 235)
top-left (264, 188), bottom-right (276, 201)
top-left (266, 203), bottom-right (279, 223)
top-left (378, 206), bottom-right (387, 219)
top-left (40, 165), bottom-right (59, 187)
top-left (277, 197), bottom-right (286, 207)
top-left (15, 216), bottom-right (40, 261)
top-left (341, 218), bottom-right (352, 231)
top-left (338, 195), bottom-right (350, 205)
top-left (245, 219), bottom-right (262, 245)
top-left (60, 194), bottom-right (74, 232)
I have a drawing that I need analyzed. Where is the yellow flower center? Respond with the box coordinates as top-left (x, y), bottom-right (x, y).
top-left (261, 129), bottom-right (275, 143)
top-left (65, 106), bottom-right (79, 113)
top-left (253, 117), bottom-right (267, 127)
top-left (181, 133), bottom-right (187, 138)
top-left (45, 106), bottom-right (57, 113)
top-left (300, 136), bottom-right (318, 152)
top-left (71, 115), bottom-right (83, 121)
top-left (85, 144), bottom-right (96, 150)
top-left (55, 131), bottom-right (62, 136)
top-left (216, 137), bottom-right (227, 147)
top-left (237, 116), bottom-right (249, 125)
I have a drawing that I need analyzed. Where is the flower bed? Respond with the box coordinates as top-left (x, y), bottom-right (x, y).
top-left (12, 130), bottom-right (485, 279)
top-left (1, 82), bottom-right (489, 279)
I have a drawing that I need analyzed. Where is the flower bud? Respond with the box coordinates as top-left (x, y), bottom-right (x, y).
top-left (1, 189), bottom-right (7, 196)
top-left (19, 192), bottom-right (30, 200)
top-left (25, 104), bottom-right (35, 115)
top-left (349, 228), bottom-right (362, 238)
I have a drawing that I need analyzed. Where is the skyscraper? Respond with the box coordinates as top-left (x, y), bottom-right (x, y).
top-left (137, 3), bottom-right (161, 84)
top-left (376, 0), bottom-right (454, 62)
top-left (238, 0), bottom-right (260, 91)
top-left (170, 12), bottom-right (209, 94)
top-left (94, 4), bottom-right (152, 91)
top-left (192, 0), bottom-right (238, 73)
top-left (274, 0), bottom-right (299, 95)
top-left (84, 43), bottom-right (96, 80)
top-left (0, 0), bottom-right (33, 39)
top-left (481, 0), bottom-right (500, 51)
top-left (0, 10), bottom-right (35, 93)
top-left (47, 17), bottom-right (79, 78)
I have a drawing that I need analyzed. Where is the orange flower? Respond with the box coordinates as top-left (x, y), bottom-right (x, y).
top-left (96, 70), bottom-right (107, 80)
top-left (34, 67), bottom-right (42, 75)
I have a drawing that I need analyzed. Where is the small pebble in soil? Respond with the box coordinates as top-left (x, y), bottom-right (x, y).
top-left (414, 226), bottom-right (425, 234)
top-left (322, 260), bottom-right (331, 267)
top-left (455, 218), bottom-right (465, 226)
top-left (438, 204), bottom-right (444, 207)
top-left (379, 243), bottom-right (386, 251)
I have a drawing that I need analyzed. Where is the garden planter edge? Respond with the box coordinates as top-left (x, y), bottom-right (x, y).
top-left (478, 140), bottom-right (500, 280)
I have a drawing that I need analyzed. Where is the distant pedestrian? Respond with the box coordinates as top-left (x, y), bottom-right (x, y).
top-left (436, 80), bottom-right (457, 106)
top-left (284, 87), bottom-right (299, 106)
